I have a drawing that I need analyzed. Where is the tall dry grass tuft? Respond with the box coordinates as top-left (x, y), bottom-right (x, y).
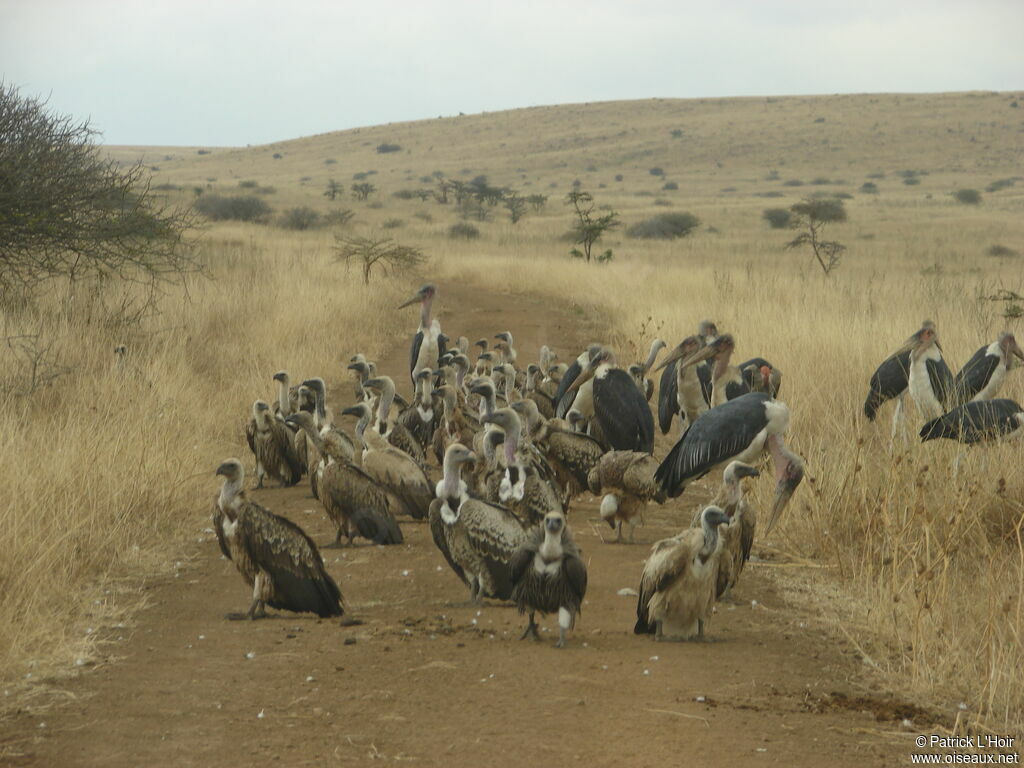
top-left (0, 226), bottom-right (411, 711)
top-left (433, 244), bottom-right (1024, 734)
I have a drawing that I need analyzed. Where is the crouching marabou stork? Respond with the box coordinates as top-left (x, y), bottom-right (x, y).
top-left (654, 392), bottom-right (804, 532)
top-left (565, 346), bottom-right (655, 453)
top-left (920, 399), bottom-right (1024, 444)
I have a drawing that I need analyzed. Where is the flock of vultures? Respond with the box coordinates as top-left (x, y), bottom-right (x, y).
top-left (213, 285), bottom-right (1024, 647)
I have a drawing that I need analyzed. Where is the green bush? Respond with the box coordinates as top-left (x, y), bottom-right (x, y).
top-left (987, 244), bottom-right (1018, 258)
top-left (238, 180), bottom-right (258, 188)
top-left (648, 167), bottom-right (665, 177)
top-left (662, 181), bottom-right (678, 190)
top-left (903, 177), bottom-right (921, 186)
top-left (194, 194), bottom-right (271, 222)
top-left (762, 208), bottom-right (792, 229)
top-left (860, 182), bottom-right (879, 194)
top-left (277, 206), bottom-right (323, 230)
top-left (381, 218), bottom-right (404, 229)
top-left (783, 179), bottom-right (804, 187)
top-left (626, 212), bottom-right (700, 239)
top-left (448, 222), bottom-right (479, 239)
top-left (376, 143), bottom-right (402, 153)
top-left (953, 188), bottom-right (981, 205)
top-left (986, 178), bottom-right (1016, 193)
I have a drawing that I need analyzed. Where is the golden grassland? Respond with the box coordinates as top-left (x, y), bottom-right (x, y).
top-left (4, 91), bottom-right (1024, 731)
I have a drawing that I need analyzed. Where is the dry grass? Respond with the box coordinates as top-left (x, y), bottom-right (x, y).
top-left (5, 91), bottom-right (1024, 733)
top-left (0, 226), bottom-right (411, 712)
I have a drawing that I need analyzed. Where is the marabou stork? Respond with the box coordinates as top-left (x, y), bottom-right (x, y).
top-left (399, 284), bottom-right (442, 386)
top-left (920, 399), bottom-right (1024, 444)
top-left (954, 332), bottom-right (1024, 404)
top-left (863, 321), bottom-right (952, 435)
top-left (655, 392), bottom-right (803, 532)
top-left (629, 339), bottom-right (666, 401)
top-left (656, 335), bottom-right (706, 435)
top-left (906, 322), bottom-right (955, 421)
top-left (553, 344), bottom-right (602, 419)
top-left (566, 347), bottom-right (655, 453)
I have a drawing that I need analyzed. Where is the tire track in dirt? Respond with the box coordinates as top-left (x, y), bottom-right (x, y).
top-left (3, 282), bottom-right (914, 767)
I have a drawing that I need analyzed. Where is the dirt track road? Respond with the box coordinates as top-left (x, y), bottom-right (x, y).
top-left (3, 284), bottom-right (917, 767)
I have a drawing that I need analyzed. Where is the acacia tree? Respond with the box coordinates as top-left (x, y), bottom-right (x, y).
top-left (785, 197), bottom-right (847, 276)
top-left (323, 179), bottom-right (343, 200)
top-left (566, 189), bottom-right (619, 263)
top-left (503, 192), bottom-right (527, 224)
top-left (351, 182), bottom-right (376, 201)
top-left (0, 82), bottom-right (196, 302)
top-left (333, 235), bottom-right (425, 285)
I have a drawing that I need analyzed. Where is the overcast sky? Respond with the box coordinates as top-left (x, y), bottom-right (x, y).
top-left (2, 0), bottom-right (1021, 147)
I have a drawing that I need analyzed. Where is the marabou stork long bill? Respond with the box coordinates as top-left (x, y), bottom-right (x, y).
top-left (654, 392), bottom-right (803, 531)
top-left (566, 347), bottom-right (655, 453)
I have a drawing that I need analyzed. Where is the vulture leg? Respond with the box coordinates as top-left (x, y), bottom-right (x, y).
top-left (655, 620), bottom-right (664, 641)
top-left (555, 607), bottom-right (572, 649)
top-left (255, 466), bottom-right (265, 489)
top-left (521, 612), bottom-right (541, 641)
top-left (627, 520), bottom-right (637, 544)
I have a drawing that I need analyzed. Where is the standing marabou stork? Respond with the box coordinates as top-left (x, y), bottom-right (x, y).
top-left (629, 339), bottom-right (666, 402)
top-left (553, 344), bottom-right (602, 419)
top-left (399, 284), bottom-right (443, 386)
top-left (863, 321), bottom-right (953, 437)
top-left (655, 392), bottom-right (804, 532)
top-left (656, 335), bottom-right (705, 435)
top-left (566, 347), bottom-right (655, 453)
top-left (954, 332), bottom-right (1024, 405)
top-left (906, 322), bottom-right (955, 422)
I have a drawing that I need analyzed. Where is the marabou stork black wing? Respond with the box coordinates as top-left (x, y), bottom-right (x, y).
top-left (723, 379), bottom-right (751, 401)
top-left (655, 392), bottom-right (771, 497)
top-left (920, 399), bottom-right (1023, 443)
top-left (593, 369), bottom-right (655, 453)
top-left (954, 345), bottom-right (998, 404)
top-left (927, 357), bottom-right (956, 409)
top-left (236, 502), bottom-right (344, 617)
top-left (863, 351), bottom-right (910, 420)
top-left (657, 361), bottom-right (678, 434)
top-left (409, 330), bottom-right (424, 385)
top-left (554, 359), bottom-right (582, 419)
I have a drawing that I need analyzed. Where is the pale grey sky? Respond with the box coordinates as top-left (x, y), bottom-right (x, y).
top-left (2, 0), bottom-right (1021, 147)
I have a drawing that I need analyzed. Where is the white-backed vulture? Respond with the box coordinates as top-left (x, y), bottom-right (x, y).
top-left (286, 413), bottom-right (403, 546)
top-left (344, 402), bottom-right (432, 520)
top-left (691, 461), bottom-right (760, 599)
top-left (533, 416), bottom-right (604, 508)
top-left (587, 451), bottom-right (666, 543)
top-left (524, 364), bottom-right (556, 419)
top-left (429, 444), bottom-right (529, 602)
top-left (250, 400), bottom-right (303, 488)
top-left (213, 459), bottom-right (343, 619)
top-left (362, 375), bottom-right (426, 464)
top-left (509, 511), bottom-right (588, 648)
top-left (482, 407), bottom-right (563, 526)
top-left (634, 505), bottom-right (731, 641)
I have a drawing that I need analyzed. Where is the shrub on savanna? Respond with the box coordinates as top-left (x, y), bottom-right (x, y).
top-left (987, 244), bottom-right (1018, 258)
top-left (662, 181), bottom-right (678, 191)
top-left (277, 206), bottom-right (323, 230)
top-left (376, 143), bottom-right (402, 153)
top-left (762, 208), bottom-right (792, 229)
top-left (953, 188), bottom-right (981, 205)
top-left (194, 194), bottom-right (271, 223)
top-left (860, 182), bottom-right (879, 194)
top-left (448, 222), bottom-right (480, 239)
top-left (381, 218), bottom-right (404, 230)
top-left (626, 212), bottom-right (701, 239)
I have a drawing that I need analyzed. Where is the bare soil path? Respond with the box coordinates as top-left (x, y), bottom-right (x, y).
top-left (4, 283), bottom-right (917, 767)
